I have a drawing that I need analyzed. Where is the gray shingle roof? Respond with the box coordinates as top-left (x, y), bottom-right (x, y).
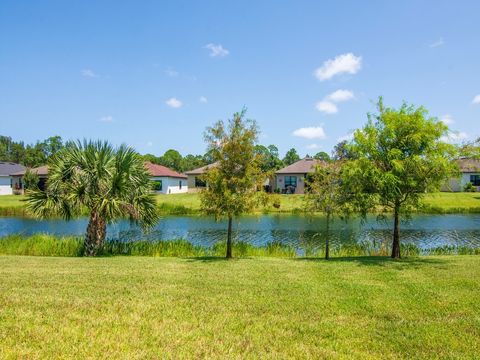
top-left (457, 158), bottom-right (480, 173)
top-left (185, 162), bottom-right (219, 175)
top-left (276, 158), bottom-right (326, 174)
top-left (0, 162), bottom-right (26, 176)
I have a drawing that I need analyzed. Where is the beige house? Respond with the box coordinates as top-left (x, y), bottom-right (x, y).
top-left (443, 158), bottom-right (480, 192)
top-left (185, 162), bottom-right (218, 192)
top-left (275, 157), bottom-right (325, 194)
top-left (11, 165), bottom-right (49, 191)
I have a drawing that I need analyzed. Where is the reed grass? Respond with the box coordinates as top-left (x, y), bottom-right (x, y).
top-left (1, 234), bottom-right (478, 258)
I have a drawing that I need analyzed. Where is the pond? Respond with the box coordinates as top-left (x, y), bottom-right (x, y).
top-left (1, 214), bottom-right (480, 254)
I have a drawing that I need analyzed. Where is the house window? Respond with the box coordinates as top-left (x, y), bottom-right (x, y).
top-left (284, 176), bottom-right (297, 188)
top-left (179, 180), bottom-right (182, 190)
top-left (471, 175), bottom-right (480, 186)
top-left (195, 177), bottom-right (206, 187)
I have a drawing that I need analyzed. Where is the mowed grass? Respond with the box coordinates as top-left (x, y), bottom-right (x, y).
top-left (0, 256), bottom-right (479, 359)
top-left (2, 192), bottom-right (480, 216)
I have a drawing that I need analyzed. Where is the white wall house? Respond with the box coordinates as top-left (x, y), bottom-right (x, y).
top-left (443, 158), bottom-right (480, 192)
top-left (0, 162), bottom-right (26, 195)
top-left (145, 162), bottom-right (188, 194)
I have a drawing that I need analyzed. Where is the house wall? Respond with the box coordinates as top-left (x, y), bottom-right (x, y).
top-left (151, 176), bottom-right (188, 194)
top-left (0, 176), bottom-right (13, 195)
top-left (443, 173), bottom-right (480, 192)
top-left (275, 173), bottom-right (306, 194)
top-left (187, 175), bottom-right (206, 192)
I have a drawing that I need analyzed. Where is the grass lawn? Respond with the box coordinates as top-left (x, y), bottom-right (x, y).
top-left (0, 256), bottom-right (479, 359)
top-left (2, 192), bottom-right (480, 216)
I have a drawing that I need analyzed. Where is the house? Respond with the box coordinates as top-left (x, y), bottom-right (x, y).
top-left (10, 165), bottom-right (49, 191)
top-left (0, 162), bottom-right (26, 195)
top-left (275, 157), bottom-right (326, 194)
top-left (144, 162), bottom-right (188, 194)
top-left (11, 162), bottom-right (187, 195)
top-left (443, 158), bottom-right (480, 192)
top-left (185, 162), bottom-right (218, 192)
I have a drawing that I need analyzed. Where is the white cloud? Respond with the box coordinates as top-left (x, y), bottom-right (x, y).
top-left (165, 97), bottom-right (182, 108)
top-left (82, 69), bottom-right (97, 78)
top-left (204, 43), bottom-right (229, 57)
top-left (440, 114), bottom-right (454, 126)
top-left (316, 89), bottom-right (354, 114)
top-left (326, 89), bottom-right (355, 102)
top-left (99, 115), bottom-right (113, 123)
top-left (472, 94), bottom-right (480, 104)
top-left (165, 68), bottom-right (179, 77)
top-left (441, 131), bottom-right (468, 143)
top-left (316, 100), bottom-right (338, 114)
top-left (292, 126), bottom-right (327, 139)
top-left (337, 133), bottom-right (354, 142)
top-left (199, 96), bottom-right (208, 103)
top-left (306, 143), bottom-right (320, 149)
top-left (429, 37), bottom-right (445, 48)
top-left (314, 53), bottom-right (362, 81)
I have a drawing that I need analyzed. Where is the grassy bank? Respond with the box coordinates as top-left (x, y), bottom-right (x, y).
top-left (1, 234), bottom-right (479, 257)
top-left (2, 192), bottom-right (480, 216)
top-left (0, 256), bottom-right (479, 358)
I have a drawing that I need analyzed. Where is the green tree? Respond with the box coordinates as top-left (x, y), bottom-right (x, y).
top-left (344, 98), bottom-right (458, 258)
top-left (23, 169), bottom-right (39, 191)
top-left (305, 162), bottom-right (350, 259)
top-left (26, 140), bottom-right (158, 256)
top-left (200, 109), bottom-right (265, 258)
top-left (314, 151), bottom-right (331, 162)
top-left (159, 149), bottom-right (183, 172)
top-left (332, 140), bottom-right (355, 161)
top-left (283, 148), bottom-right (300, 166)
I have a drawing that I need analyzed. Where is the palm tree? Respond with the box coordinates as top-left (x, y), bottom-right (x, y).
top-left (26, 140), bottom-right (159, 256)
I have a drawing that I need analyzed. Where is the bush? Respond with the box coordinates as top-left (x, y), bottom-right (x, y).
top-left (463, 182), bottom-right (477, 192)
top-left (152, 180), bottom-right (162, 191)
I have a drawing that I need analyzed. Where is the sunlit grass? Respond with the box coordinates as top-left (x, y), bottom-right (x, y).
top-left (0, 256), bottom-right (479, 358)
top-left (2, 192), bottom-right (480, 216)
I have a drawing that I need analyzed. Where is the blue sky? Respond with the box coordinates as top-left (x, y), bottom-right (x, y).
top-left (1, 1), bottom-right (479, 157)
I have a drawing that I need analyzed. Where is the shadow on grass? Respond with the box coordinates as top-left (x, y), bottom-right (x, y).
top-left (295, 256), bottom-right (449, 268)
top-left (186, 256), bottom-right (239, 263)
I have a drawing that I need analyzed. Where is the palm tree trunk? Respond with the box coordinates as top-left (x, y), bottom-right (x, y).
top-left (391, 206), bottom-right (401, 259)
top-left (85, 212), bottom-right (107, 256)
top-left (226, 216), bottom-right (233, 259)
top-left (325, 212), bottom-right (330, 260)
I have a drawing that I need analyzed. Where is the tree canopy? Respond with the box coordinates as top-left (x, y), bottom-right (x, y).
top-left (200, 109), bottom-right (266, 258)
top-left (343, 98), bottom-right (458, 258)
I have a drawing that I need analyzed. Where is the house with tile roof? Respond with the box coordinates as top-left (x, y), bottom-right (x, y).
top-left (184, 162), bottom-right (218, 192)
top-left (0, 162), bottom-right (26, 195)
top-left (443, 158), bottom-right (480, 192)
top-left (144, 162), bottom-right (188, 194)
top-left (275, 157), bottom-right (326, 194)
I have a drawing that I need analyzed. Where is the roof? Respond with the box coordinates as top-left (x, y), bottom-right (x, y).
top-left (0, 162), bottom-right (26, 176)
top-left (144, 162), bottom-right (187, 179)
top-left (457, 158), bottom-right (480, 173)
top-left (11, 165), bottom-right (49, 176)
top-left (185, 162), bottom-right (218, 175)
top-left (275, 158), bottom-right (326, 174)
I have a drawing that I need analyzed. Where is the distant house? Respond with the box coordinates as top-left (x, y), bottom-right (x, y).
top-left (11, 165), bottom-right (49, 191)
top-left (0, 162), bottom-right (26, 195)
top-left (10, 162), bottom-right (188, 195)
top-left (185, 162), bottom-right (218, 192)
top-left (443, 158), bottom-right (480, 192)
top-left (144, 162), bottom-right (188, 194)
top-left (275, 157), bottom-right (326, 194)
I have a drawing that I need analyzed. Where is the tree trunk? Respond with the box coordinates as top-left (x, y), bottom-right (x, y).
top-left (391, 206), bottom-right (401, 259)
top-left (84, 212), bottom-right (107, 256)
top-left (226, 216), bottom-right (233, 259)
top-left (325, 212), bottom-right (330, 260)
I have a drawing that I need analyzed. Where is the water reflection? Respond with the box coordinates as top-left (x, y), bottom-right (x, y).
top-left (1, 214), bottom-right (479, 252)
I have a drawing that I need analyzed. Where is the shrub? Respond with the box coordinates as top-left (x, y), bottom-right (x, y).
top-left (152, 180), bottom-right (162, 191)
top-left (463, 182), bottom-right (477, 192)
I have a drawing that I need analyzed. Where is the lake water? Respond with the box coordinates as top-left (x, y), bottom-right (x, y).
top-left (1, 214), bottom-right (480, 253)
